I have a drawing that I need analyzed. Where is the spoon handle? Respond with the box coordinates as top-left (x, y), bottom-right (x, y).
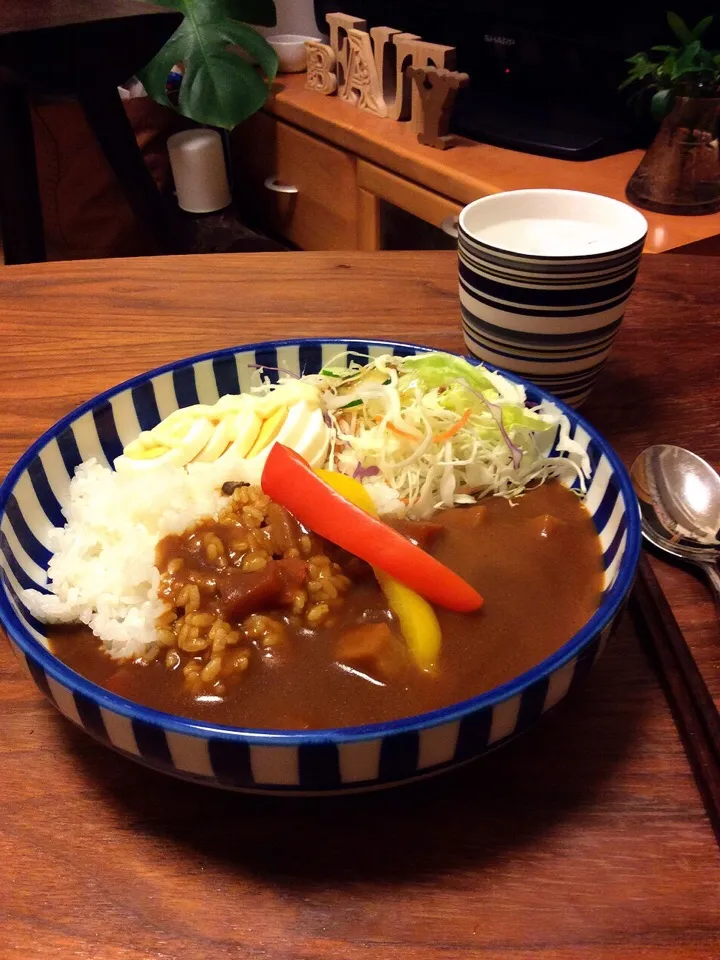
top-left (700, 562), bottom-right (720, 611)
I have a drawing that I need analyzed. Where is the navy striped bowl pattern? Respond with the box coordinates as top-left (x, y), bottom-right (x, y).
top-left (458, 195), bottom-right (647, 407)
top-left (0, 338), bottom-right (640, 795)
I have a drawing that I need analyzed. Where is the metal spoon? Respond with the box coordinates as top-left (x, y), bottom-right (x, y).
top-left (630, 445), bottom-right (720, 606)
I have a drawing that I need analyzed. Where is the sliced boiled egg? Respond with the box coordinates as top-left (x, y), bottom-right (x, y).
top-left (246, 406), bottom-right (287, 459)
top-left (236, 402), bottom-right (330, 484)
top-left (115, 383), bottom-right (330, 478)
top-left (274, 402), bottom-right (329, 465)
top-left (116, 418), bottom-right (214, 472)
top-left (191, 417), bottom-right (233, 463)
top-left (215, 409), bottom-right (264, 462)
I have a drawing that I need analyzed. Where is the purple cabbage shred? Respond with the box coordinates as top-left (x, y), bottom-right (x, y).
top-left (455, 379), bottom-right (523, 469)
top-left (352, 462), bottom-right (380, 481)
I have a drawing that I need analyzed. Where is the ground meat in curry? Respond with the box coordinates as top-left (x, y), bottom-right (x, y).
top-left (153, 482), bottom-right (356, 697)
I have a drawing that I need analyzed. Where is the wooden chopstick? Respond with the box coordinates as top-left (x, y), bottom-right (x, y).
top-left (630, 552), bottom-right (720, 843)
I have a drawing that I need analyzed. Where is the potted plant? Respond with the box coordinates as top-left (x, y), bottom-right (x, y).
top-left (621, 11), bottom-right (720, 215)
top-left (138, 0), bottom-right (279, 129)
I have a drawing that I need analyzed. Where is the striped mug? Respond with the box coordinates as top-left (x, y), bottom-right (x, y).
top-left (458, 189), bottom-right (648, 406)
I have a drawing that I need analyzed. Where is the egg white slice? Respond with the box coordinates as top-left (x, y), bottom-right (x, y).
top-left (214, 409), bottom-right (264, 463)
top-left (235, 402), bottom-right (331, 485)
top-left (192, 418), bottom-right (233, 463)
top-left (115, 418), bottom-right (214, 472)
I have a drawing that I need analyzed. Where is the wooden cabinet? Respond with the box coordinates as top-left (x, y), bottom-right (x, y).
top-left (235, 111), bottom-right (358, 250)
top-left (233, 113), bottom-right (465, 253)
top-left (234, 74), bottom-right (720, 255)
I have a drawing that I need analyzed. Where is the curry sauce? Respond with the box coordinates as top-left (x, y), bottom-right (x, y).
top-left (49, 480), bottom-right (603, 729)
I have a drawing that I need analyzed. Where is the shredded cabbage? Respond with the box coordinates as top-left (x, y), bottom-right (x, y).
top-left (253, 351), bottom-right (590, 519)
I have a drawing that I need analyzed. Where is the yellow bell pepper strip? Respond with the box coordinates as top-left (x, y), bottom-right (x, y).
top-left (315, 468), bottom-right (441, 673)
top-left (261, 444), bottom-right (483, 613)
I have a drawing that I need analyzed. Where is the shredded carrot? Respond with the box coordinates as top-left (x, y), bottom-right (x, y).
top-left (388, 422), bottom-right (421, 440)
top-left (374, 416), bottom-right (420, 441)
top-left (433, 408), bottom-right (472, 444)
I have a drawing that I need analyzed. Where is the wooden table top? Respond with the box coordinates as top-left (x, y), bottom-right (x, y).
top-left (0, 1), bottom-right (163, 35)
top-left (1, 251), bottom-right (718, 960)
top-left (266, 73), bottom-right (720, 255)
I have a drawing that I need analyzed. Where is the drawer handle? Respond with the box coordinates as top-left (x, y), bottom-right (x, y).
top-left (441, 215), bottom-right (459, 238)
top-left (264, 175), bottom-right (299, 195)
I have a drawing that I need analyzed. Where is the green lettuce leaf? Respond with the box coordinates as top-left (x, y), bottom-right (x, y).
top-left (402, 352), bottom-right (498, 394)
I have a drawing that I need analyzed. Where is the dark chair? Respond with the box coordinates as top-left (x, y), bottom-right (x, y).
top-left (0, 13), bottom-right (182, 264)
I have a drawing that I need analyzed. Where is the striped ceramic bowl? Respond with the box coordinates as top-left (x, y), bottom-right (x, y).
top-left (459, 189), bottom-right (648, 406)
top-left (0, 338), bottom-right (640, 795)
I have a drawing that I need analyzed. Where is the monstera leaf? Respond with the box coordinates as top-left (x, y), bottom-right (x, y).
top-left (138, 0), bottom-right (278, 129)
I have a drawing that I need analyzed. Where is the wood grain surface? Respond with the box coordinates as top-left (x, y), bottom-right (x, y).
top-left (259, 74), bottom-right (720, 255)
top-left (631, 554), bottom-right (720, 842)
top-left (1, 251), bottom-right (719, 960)
top-left (0, 1), bottom-right (164, 35)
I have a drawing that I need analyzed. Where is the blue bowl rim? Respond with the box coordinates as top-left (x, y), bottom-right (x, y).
top-left (0, 337), bottom-right (641, 746)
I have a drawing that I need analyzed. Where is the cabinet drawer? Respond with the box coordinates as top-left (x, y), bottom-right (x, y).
top-left (235, 112), bottom-right (358, 250)
top-left (355, 160), bottom-right (463, 250)
top-left (358, 161), bottom-right (462, 231)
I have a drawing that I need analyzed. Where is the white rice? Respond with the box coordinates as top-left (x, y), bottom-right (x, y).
top-left (22, 458), bottom-right (234, 660)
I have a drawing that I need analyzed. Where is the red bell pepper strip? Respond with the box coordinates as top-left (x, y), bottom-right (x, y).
top-left (261, 444), bottom-right (483, 613)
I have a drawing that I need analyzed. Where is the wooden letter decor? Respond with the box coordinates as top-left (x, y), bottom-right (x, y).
top-left (369, 26), bottom-right (409, 120)
top-left (313, 13), bottom-right (469, 148)
top-left (305, 41), bottom-right (337, 95)
top-left (407, 66), bottom-right (469, 149)
top-left (341, 28), bottom-right (387, 117)
top-left (397, 38), bottom-right (456, 128)
top-left (325, 12), bottom-right (367, 92)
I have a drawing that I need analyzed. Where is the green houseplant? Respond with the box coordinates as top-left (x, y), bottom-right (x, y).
top-left (622, 12), bottom-right (720, 215)
top-left (138, 0), bottom-right (279, 129)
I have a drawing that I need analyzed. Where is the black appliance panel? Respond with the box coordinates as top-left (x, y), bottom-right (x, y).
top-left (312, 1), bottom-right (719, 159)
